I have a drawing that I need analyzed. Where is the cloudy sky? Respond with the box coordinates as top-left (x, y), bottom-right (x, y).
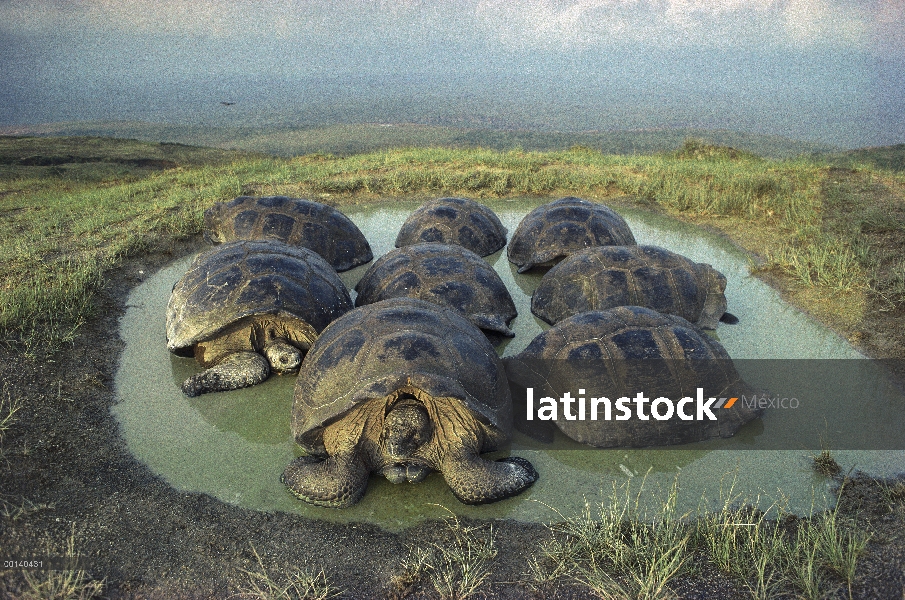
top-left (1, 0), bottom-right (902, 147)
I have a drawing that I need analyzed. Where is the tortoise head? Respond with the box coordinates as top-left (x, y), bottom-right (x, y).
top-left (201, 201), bottom-right (229, 244)
top-left (378, 394), bottom-right (435, 483)
top-left (699, 266), bottom-right (729, 329)
top-left (264, 340), bottom-right (303, 374)
top-left (382, 394), bottom-right (433, 459)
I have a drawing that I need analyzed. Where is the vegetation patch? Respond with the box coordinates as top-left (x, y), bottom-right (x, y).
top-left (823, 144), bottom-right (905, 173)
top-left (19, 524), bottom-right (106, 600)
top-left (525, 475), bottom-right (871, 600)
top-left (390, 509), bottom-right (498, 600)
top-left (237, 545), bottom-right (340, 600)
top-left (813, 449), bottom-right (843, 478)
top-left (527, 477), bottom-right (690, 600)
top-left (5, 122), bottom-right (839, 159)
top-left (2, 135), bottom-right (903, 360)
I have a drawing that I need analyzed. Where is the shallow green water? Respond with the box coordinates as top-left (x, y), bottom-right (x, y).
top-left (113, 198), bottom-right (905, 530)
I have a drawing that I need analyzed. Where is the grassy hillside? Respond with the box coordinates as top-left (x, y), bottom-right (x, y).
top-left (822, 144), bottom-right (905, 173)
top-left (1, 121), bottom-right (837, 159)
top-left (1, 135), bottom-right (903, 357)
top-left (0, 136), bottom-right (259, 189)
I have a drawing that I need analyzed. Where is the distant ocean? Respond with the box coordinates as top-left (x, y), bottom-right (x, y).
top-left (2, 55), bottom-right (903, 150)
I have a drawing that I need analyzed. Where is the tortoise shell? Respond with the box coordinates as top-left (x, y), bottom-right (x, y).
top-left (166, 240), bottom-right (353, 354)
top-left (290, 297), bottom-right (512, 456)
top-left (395, 197), bottom-right (507, 257)
top-left (203, 196), bottom-right (373, 271)
top-left (531, 245), bottom-right (730, 329)
top-left (504, 306), bottom-right (760, 448)
top-left (507, 197), bottom-right (636, 273)
top-left (354, 243), bottom-right (517, 338)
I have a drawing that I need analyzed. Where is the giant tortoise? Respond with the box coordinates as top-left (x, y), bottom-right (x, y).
top-left (353, 243), bottom-right (518, 340)
top-left (203, 195), bottom-right (373, 271)
top-left (395, 197), bottom-right (508, 257)
top-left (507, 197), bottom-right (636, 273)
top-left (531, 244), bottom-right (737, 329)
top-left (166, 240), bottom-right (353, 397)
top-left (282, 297), bottom-right (538, 508)
top-left (504, 306), bottom-right (760, 448)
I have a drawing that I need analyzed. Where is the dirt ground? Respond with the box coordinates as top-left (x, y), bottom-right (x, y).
top-left (1, 235), bottom-right (904, 599)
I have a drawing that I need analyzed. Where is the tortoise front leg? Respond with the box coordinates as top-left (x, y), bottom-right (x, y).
top-left (441, 449), bottom-right (538, 505)
top-left (282, 451), bottom-right (370, 508)
top-left (182, 351), bottom-right (270, 397)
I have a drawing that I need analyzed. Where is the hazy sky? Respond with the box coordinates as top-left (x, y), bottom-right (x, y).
top-left (1, 0), bottom-right (903, 147)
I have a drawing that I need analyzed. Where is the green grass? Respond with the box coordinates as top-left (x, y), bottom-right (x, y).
top-left (525, 475), bottom-right (871, 600)
top-left (532, 476), bottom-right (691, 600)
top-left (237, 545), bottom-right (340, 600)
top-left (391, 508), bottom-right (497, 600)
top-left (694, 480), bottom-right (869, 600)
top-left (2, 134), bottom-right (902, 350)
top-left (6, 121), bottom-right (838, 159)
top-left (823, 143), bottom-right (905, 173)
top-left (0, 137), bottom-right (264, 347)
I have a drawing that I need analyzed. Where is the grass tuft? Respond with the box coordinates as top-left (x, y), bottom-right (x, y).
top-left (0, 379), bottom-right (25, 502)
top-left (692, 477), bottom-right (869, 600)
top-left (529, 474), bottom-right (690, 600)
top-left (21, 524), bottom-right (105, 600)
top-left (521, 473), bottom-right (870, 600)
top-left (878, 479), bottom-right (905, 518)
top-left (391, 506), bottom-right (497, 600)
top-left (0, 381), bottom-right (21, 453)
top-left (812, 449), bottom-right (842, 477)
top-left (235, 544), bottom-right (339, 600)
top-left (811, 505), bottom-right (870, 599)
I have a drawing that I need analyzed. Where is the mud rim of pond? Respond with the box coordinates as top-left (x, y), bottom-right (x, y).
top-left (113, 198), bottom-right (905, 531)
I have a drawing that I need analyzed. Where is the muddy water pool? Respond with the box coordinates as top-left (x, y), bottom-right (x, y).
top-left (114, 198), bottom-right (905, 530)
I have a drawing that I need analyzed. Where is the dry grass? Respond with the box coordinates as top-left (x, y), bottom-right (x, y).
top-left (0, 379), bottom-right (22, 468)
top-left (390, 506), bottom-right (498, 600)
top-left (233, 544), bottom-right (340, 600)
top-left (527, 474), bottom-right (691, 600)
top-left (20, 525), bottom-right (105, 600)
top-left (523, 474), bottom-right (871, 600)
